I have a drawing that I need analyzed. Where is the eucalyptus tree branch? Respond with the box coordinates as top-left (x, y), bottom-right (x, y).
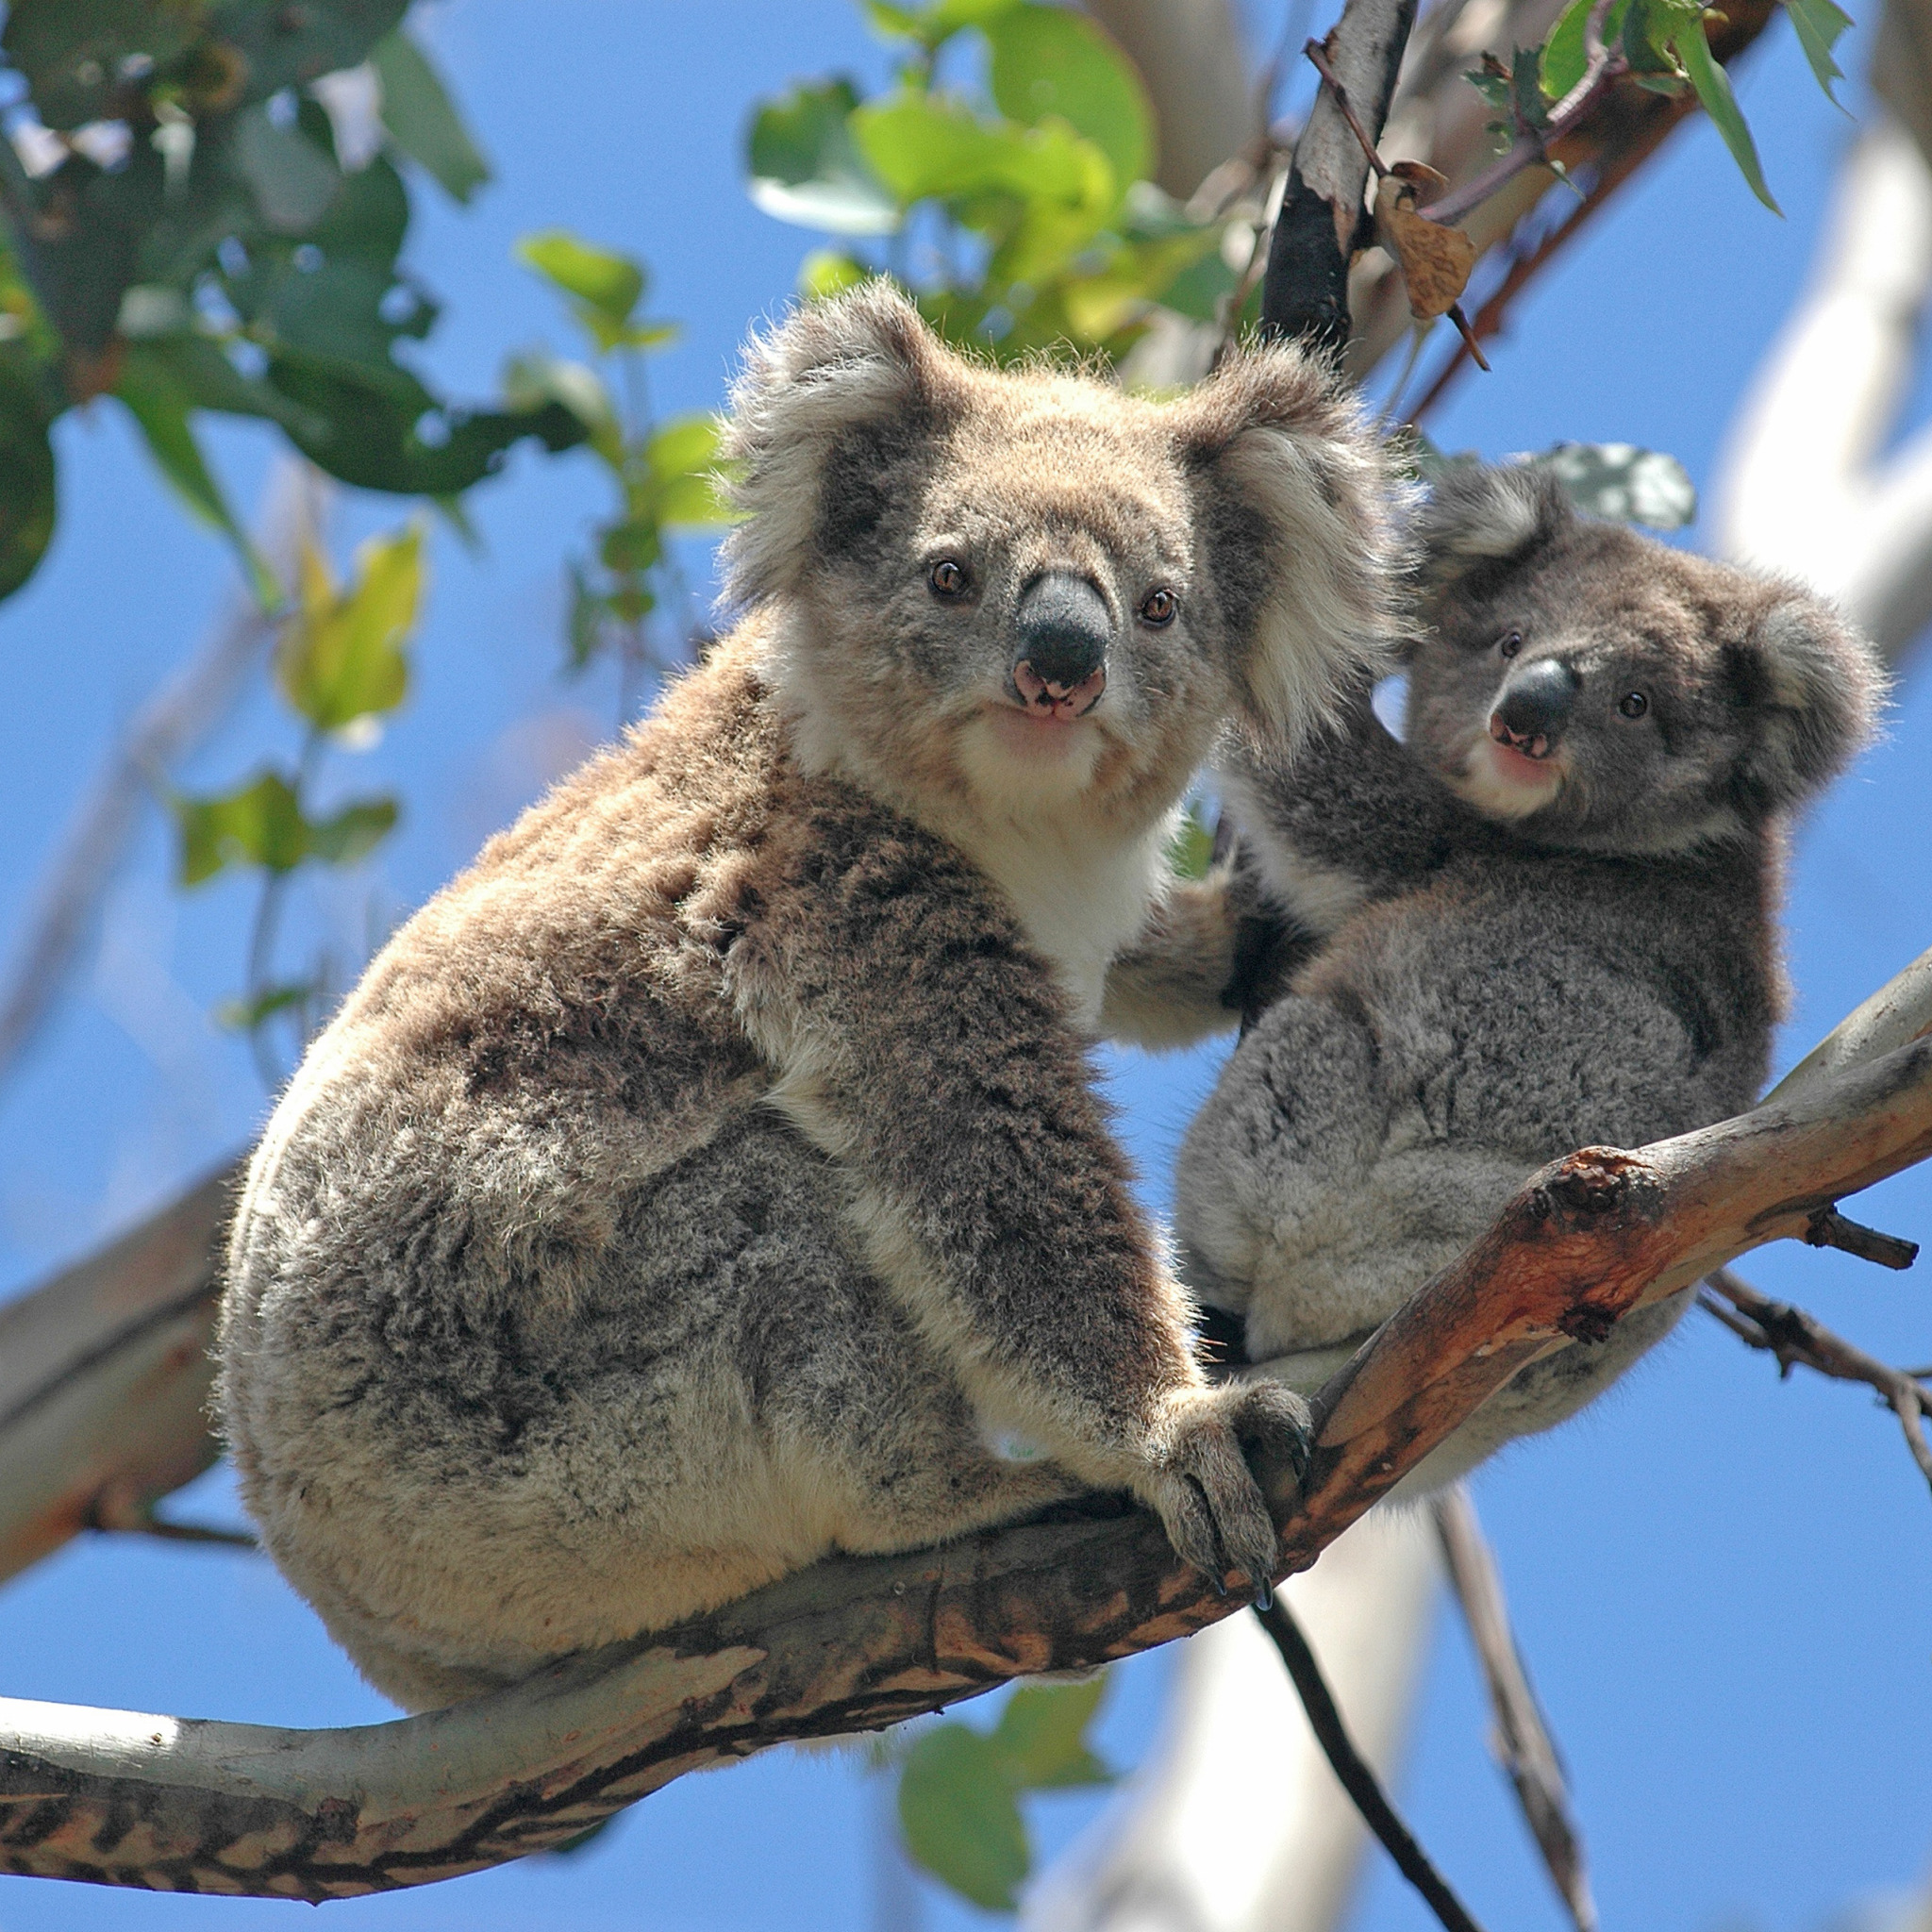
top-left (1257, 1599), bottom-right (1483, 1932)
top-left (0, 1164), bottom-right (240, 1587)
top-left (1700, 1268), bottom-right (1932, 1497)
top-left (1432, 1487), bottom-right (1597, 1932)
top-left (4, 1009), bottom-right (1931, 1897)
top-left (1260, 0), bottom-right (1420, 348)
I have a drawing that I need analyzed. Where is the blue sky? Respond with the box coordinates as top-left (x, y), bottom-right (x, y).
top-left (1, 5), bottom-right (1928, 1932)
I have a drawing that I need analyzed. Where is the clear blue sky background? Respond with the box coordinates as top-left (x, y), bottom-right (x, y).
top-left (1, 6), bottom-right (1928, 1931)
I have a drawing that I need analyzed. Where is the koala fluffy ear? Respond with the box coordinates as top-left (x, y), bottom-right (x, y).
top-left (721, 281), bottom-right (966, 608)
top-left (1416, 461), bottom-right (1573, 588)
top-left (1170, 342), bottom-right (1407, 741)
top-left (1730, 591), bottom-right (1887, 811)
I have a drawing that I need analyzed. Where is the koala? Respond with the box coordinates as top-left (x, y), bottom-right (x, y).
top-left (1159, 462), bottom-right (1884, 1490)
top-left (215, 284), bottom-right (1405, 1710)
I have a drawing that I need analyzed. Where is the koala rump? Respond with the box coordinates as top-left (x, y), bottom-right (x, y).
top-left (216, 284), bottom-right (1403, 1707)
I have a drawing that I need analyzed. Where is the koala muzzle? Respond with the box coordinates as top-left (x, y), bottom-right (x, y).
top-left (1012, 572), bottom-right (1110, 718)
top-left (1490, 658), bottom-right (1579, 760)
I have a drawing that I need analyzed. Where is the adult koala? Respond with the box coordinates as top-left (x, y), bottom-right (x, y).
top-left (217, 284), bottom-right (1403, 1709)
top-left (1146, 462), bottom-right (1885, 1491)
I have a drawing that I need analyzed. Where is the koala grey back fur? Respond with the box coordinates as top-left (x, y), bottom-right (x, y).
top-left (217, 285), bottom-right (1402, 1708)
top-left (1170, 463), bottom-right (1886, 1490)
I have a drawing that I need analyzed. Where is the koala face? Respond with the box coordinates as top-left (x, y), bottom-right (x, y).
top-left (722, 283), bottom-right (1402, 835)
top-left (1406, 465), bottom-right (1884, 853)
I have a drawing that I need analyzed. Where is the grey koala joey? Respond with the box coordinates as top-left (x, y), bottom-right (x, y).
top-left (1167, 459), bottom-right (1886, 1491)
top-left (216, 282), bottom-right (1408, 1709)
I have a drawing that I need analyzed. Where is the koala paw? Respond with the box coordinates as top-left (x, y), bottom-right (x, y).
top-left (1139, 1380), bottom-right (1312, 1601)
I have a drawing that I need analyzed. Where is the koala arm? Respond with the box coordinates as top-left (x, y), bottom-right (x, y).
top-left (1223, 681), bottom-right (1475, 938)
top-left (1100, 861), bottom-right (1322, 1049)
top-left (726, 791), bottom-right (1307, 1588)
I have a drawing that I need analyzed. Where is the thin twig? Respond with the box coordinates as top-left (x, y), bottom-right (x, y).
top-left (1419, 0), bottom-right (1624, 229)
top-left (1432, 1487), bottom-right (1597, 1932)
top-left (1256, 1598), bottom-right (1487, 1932)
top-left (1803, 1206), bottom-right (1920, 1271)
top-left (1303, 39), bottom-right (1391, 177)
top-left (1702, 1267), bottom-right (1932, 1494)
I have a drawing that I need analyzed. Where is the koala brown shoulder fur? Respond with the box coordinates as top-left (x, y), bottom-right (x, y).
top-left (1133, 462), bottom-right (1885, 1489)
top-left (217, 284), bottom-right (1404, 1708)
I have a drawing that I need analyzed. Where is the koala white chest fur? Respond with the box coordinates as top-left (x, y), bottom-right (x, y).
top-left (217, 284), bottom-right (1402, 1709)
top-left (1156, 463), bottom-right (1885, 1491)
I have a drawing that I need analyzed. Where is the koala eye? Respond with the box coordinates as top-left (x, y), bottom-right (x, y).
top-left (1618, 690), bottom-right (1650, 720)
top-left (1498, 630), bottom-right (1523, 658)
top-left (928, 558), bottom-right (970, 599)
top-left (1140, 587), bottom-right (1178, 626)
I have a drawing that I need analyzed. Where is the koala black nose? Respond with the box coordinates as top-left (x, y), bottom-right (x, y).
top-left (1490, 658), bottom-right (1579, 759)
top-left (1013, 572), bottom-right (1112, 698)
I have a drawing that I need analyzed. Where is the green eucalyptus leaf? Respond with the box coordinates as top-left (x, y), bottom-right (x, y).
top-left (864, 0), bottom-right (1024, 46)
top-left (0, 355), bottom-right (58, 603)
top-left (854, 91), bottom-right (1115, 272)
top-left (516, 230), bottom-right (645, 330)
top-left (798, 248), bottom-right (874, 299)
top-left (307, 794), bottom-right (399, 865)
top-left (991, 1677), bottom-right (1114, 1790)
top-left (748, 77), bottom-right (901, 236)
top-left (1784, 0), bottom-right (1853, 104)
top-left (1168, 801), bottom-right (1217, 880)
top-left (174, 772), bottom-right (310, 886)
top-left (1540, 0), bottom-right (1632, 95)
top-left (371, 28), bottom-right (492, 203)
top-left (217, 982), bottom-right (315, 1032)
top-left (985, 4), bottom-right (1153, 202)
top-left (599, 517), bottom-right (662, 575)
top-left (115, 350), bottom-right (279, 608)
top-left (898, 1726), bottom-right (1030, 1912)
top-left (234, 105), bottom-right (342, 234)
top-left (1541, 441), bottom-right (1697, 527)
top-left (208, 0), bottom-right (411, 107)
top-left (1671, 10), bottom-right (1779, 211)
top-left (502, 350), bottom-right (621, 464)
top-left (565, 558), bottom-right (608, 671)
top-left (267, 353), bottom-right (587, 493)
top-left (647, 412), bottom-right (723, 478)
top-left (276, 525), bottom-right (422, 730)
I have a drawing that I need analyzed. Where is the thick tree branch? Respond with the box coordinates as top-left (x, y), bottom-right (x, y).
top-left (0, 1164), bottom-right (240, 1587)
top-left (1432, 1487), bottom-right (1596, 1932)
top-left (3, 1010), bottom-right (1930, 1896)
top-left (1260, 0), bottom-right (1420, 349)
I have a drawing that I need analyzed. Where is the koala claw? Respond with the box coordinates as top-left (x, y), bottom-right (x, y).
top-left (1142, 1380), bottom-right (1310, 1603)
top-left (1252, 1575), bottom-right (1274, 1614)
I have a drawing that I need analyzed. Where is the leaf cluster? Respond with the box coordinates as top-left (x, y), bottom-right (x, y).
top-left (173, 524), bottom-right (420, 883)
top-left (0, 1), bottom-right (585, 606)
top-left (1474, 0), bottom-right (1851, 215)
top-left (508, 231), bottom-right (733, 677)
top-left (745, 0), bottom-right (1237, 358)
top-left (893, 1674), bottom-right (1115, 1912)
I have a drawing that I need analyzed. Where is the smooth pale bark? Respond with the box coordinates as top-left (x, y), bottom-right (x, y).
top-left (1712, 120), bottom-right (1932, 669)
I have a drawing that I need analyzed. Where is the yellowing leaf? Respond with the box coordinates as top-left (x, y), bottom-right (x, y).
top-left (277, 525), bottom-right (424, 731)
